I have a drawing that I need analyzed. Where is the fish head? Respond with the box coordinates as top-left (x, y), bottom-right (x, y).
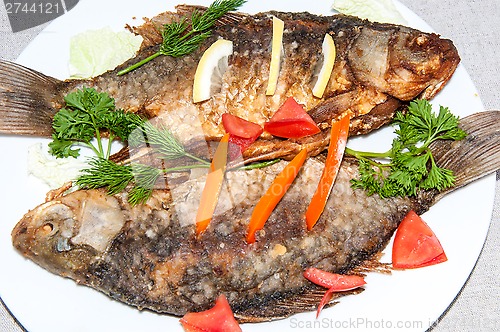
top-left (11, 190), bottom-right (125, 278)
top-left (348, 26), bottom-right (460, 101)
top-left (388, 29), bottom-right (460, 100)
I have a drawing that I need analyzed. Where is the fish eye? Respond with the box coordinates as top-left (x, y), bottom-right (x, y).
top-left (37, 223), bottom-right (55, 237)
top-left (415, 35), bottom-right (428, 47)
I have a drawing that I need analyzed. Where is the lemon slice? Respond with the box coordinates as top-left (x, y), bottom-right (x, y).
top-left (193, 39), bottom-right (233, 103)
top-left (266, 16), bottom-right (285, 96)
top-left (312, 34), bottom-right (336, 98)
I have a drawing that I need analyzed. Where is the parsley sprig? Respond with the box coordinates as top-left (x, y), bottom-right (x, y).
top-left (347, 99), bottom-right (467, 198)
top-left (49, 87), bottom-right (142, 159)
top-left (117, 0), bottom-right (246, 76)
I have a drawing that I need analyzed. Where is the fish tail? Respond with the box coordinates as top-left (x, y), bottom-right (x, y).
top-left (432, 111), bottom-right (500, 200)
top-left (0, 60), bottom-right (65, 136)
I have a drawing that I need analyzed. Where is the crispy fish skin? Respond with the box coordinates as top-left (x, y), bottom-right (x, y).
top-left (0, 8), bottom-right (459, 161)
top-left (12, 112), bottom-right (500, 321)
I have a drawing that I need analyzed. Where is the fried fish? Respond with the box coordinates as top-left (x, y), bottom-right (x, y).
top-left (0, 5), bottom-right (459, 162)
top-left (11, 111), bottom-right (500, 321)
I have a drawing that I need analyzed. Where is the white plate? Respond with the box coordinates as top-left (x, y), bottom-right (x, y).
top-left (0, 0), bottom-right (494, 331)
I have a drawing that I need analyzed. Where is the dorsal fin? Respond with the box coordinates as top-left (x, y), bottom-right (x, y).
top-left (175, 4), bottom-right (249, 26)
top-left (127, 5), bottom-right (248, 50)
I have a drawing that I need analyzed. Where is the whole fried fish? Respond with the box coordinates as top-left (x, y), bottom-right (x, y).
top-left (0, 5), bottom-right (459, 161)
top-left (12, 111), bottom-right (500, 321)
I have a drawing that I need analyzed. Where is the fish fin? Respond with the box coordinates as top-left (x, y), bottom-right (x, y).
top-left (234, 286), bottom-right (363, 323)
top-left (349, 252), bottom-right (392, 275)
top-left (175, 4), bottom-right (249, 25)
top-left (234, 254), bottom-right (387, 322)
top-left (128, 5), bottom-right (248, 50)
top-left (432, 111), bottom-right (500, 201)
top-left (0, 60), bottom-right (63, 136)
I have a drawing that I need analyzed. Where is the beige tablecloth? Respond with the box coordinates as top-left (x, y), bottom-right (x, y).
top-left (1, 0), bottom-right (498, 331)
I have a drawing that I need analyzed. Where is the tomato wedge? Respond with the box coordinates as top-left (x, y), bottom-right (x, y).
top-left (264, 97), bottom-right (320, 139)
top-left (303, 267), bottom-right (366, 318)
top-left (222, 113), bottom-right (263, 140)
top-left (305, 115), bottom-right (350, 230)
top-left (180, 294), bottom-right (242, 332)
top-left (392, 210), bottom-right (448, 269)
top-left (222, 113), bottom-right (263, 158)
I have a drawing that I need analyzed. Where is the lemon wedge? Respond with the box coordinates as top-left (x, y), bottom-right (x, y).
top-left (312, 34), bottom-right (336, 98)
top-left (266, 16), bottom-right (285, 96)
top-left (193, 39), bottom-right (233, 103)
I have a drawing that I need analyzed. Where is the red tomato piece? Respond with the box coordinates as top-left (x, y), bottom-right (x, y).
top-left (420, 252), bottom-right (448, 268)
top-left (315, 287), bottom-right (339, 318)
top-left (222, 114), bottom-right (263, 157)
top-left (264, 119), bottom-right (321, 139)
top-left (303, 267), bottom-right (366, 318)
top-left (268, 97), bottom-right (312, 122)
top-left (392, 210), bottom-right (448, 269)
top-left (303, 268), bottom-right (366, 291)
top-left (179, 294), bottom-right (242, 332)
top-left (264, 97), bottom-right (321, 139)
top-left (228, 135), bottom-right (254, 158)
top-left (222, 113), bottom-right (263, 140)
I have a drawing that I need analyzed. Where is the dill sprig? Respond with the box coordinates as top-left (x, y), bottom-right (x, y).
top-left (348, 99), bottom-right (467, 198)
top-left (76, 158), bottom-right (209, 205)
top-left (117, 0), bottom-right (246, 76)
top-left (76, 155), bottom-right (278, 205)
top-left (127, 163), bottom-right (164, 205)
top-left (76, 158), bottom-right (135, 195)
top-left (130, 121), bottom-right (209, 165)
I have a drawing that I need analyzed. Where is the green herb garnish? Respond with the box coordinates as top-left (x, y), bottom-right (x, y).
top-left (347, 99), bottom-right (467, 198)
top-left (75, 159), bottom-right (194, 205)
top-left (117, 0), bottom-right (246, 76)
top-left (49, 87), bottom-right (142, 159)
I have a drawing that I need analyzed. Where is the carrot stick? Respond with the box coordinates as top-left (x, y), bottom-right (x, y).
top-left (305, 115), bottom-right (350, 230)
top-left (195, 168), bottom-right (225, 235)
top-left (210, 134), bottom-right (230, 172)
top-left (246, 149), bottom-right (308, 243)
top-left (195, 134), bottom-right (229, 236)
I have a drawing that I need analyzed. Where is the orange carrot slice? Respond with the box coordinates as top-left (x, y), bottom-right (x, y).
top-left (305, 115), bottom-right (350, 230)
top-left (195, 168), bottom-right (225, 235)
top-left (195, 134), bottom-right (229, 236)
top-left (210, 133), bottom-right (230, 172)
top-left (246, 149), bottom-right (308, 243)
